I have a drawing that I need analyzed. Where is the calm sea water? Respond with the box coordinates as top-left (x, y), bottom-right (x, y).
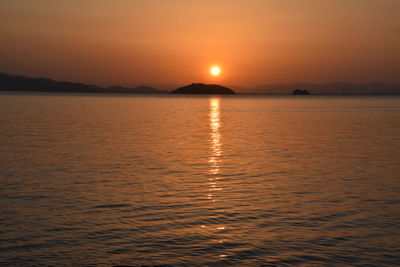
top-left (0, 93), bottom-right (399, 266)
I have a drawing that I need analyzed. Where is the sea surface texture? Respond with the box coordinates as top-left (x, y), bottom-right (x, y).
top-left (0, 93), bottom-right (399, 266)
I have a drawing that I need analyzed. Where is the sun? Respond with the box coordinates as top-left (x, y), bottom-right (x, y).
top-left (210, 66), bottom-right (221, 76)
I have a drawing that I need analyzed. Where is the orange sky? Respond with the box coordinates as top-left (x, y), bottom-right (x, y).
top-left (0, 0), bottom-right (399, 87)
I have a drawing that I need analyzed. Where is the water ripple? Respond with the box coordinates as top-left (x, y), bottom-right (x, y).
top-left (0, 94), bottom-right (399, 265)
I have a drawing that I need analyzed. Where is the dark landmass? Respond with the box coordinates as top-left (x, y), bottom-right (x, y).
top-left (2, 73), bottom-right (399, 95)
top-left (169, 83), bottom-right (236, 94)
top-left (292, 89), bottom-right (311, 95)
top-left (246, 82), bottom-right (400, 95)
top-left (0, 73), bottom-right (166, 94)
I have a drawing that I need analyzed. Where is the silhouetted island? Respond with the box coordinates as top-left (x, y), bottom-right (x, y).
top-left (169, 83), bottom-right (236, 94)
top-left (292, 89), bottom-right (311, 95)
top-left (0, 73), bottom-right (166, 94)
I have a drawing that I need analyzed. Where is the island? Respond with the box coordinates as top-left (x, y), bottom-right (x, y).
top-left (292, 89), bottom-right (311, 95)
top-left (169, 83), bottom-right (236, 94)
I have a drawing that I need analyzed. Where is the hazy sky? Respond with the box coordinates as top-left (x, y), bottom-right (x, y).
top-left (0, 0), bottom-right (399, 87)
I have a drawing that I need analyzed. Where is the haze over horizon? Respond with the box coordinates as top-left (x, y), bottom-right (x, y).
top-left (1, 0), bottom-right (399, 90)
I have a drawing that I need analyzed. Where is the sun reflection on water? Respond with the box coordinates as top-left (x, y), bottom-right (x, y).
top-left (209, 98), bottom-right (222, 175)
top-left (208, 98), bottom-right (227, 236)
top-left (204, 97), bottom-right (229, 255)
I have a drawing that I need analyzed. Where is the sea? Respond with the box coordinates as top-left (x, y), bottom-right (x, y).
top-left (0, 92), bottom-right (399, 266)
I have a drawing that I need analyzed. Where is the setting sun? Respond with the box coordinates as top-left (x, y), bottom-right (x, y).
top-left (210, 66), bottom-right (221, 76)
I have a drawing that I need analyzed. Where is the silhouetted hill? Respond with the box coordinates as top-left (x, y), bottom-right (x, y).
top-left (292, 89), bottom-right (311, 95)
top-left (169, 83), bottom-right (236, 94)
top-left (0, 73), bottom-right (166, 94)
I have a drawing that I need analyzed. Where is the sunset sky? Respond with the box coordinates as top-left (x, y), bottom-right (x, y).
top-left (0, 0), bottom-right (399, 87)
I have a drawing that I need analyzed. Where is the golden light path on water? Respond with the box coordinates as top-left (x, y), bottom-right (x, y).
top-left (209, 98), bottom-right (222, 176)
top-left (207, 97), bottom-right (228, 259)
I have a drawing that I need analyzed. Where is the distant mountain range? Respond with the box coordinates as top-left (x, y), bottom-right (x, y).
top-left (240, 82), bottom-right (400, 95)
top-left (1, 73), bottom-right (399, 95)
top-left (0, 73), bottom-right (166, 94)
